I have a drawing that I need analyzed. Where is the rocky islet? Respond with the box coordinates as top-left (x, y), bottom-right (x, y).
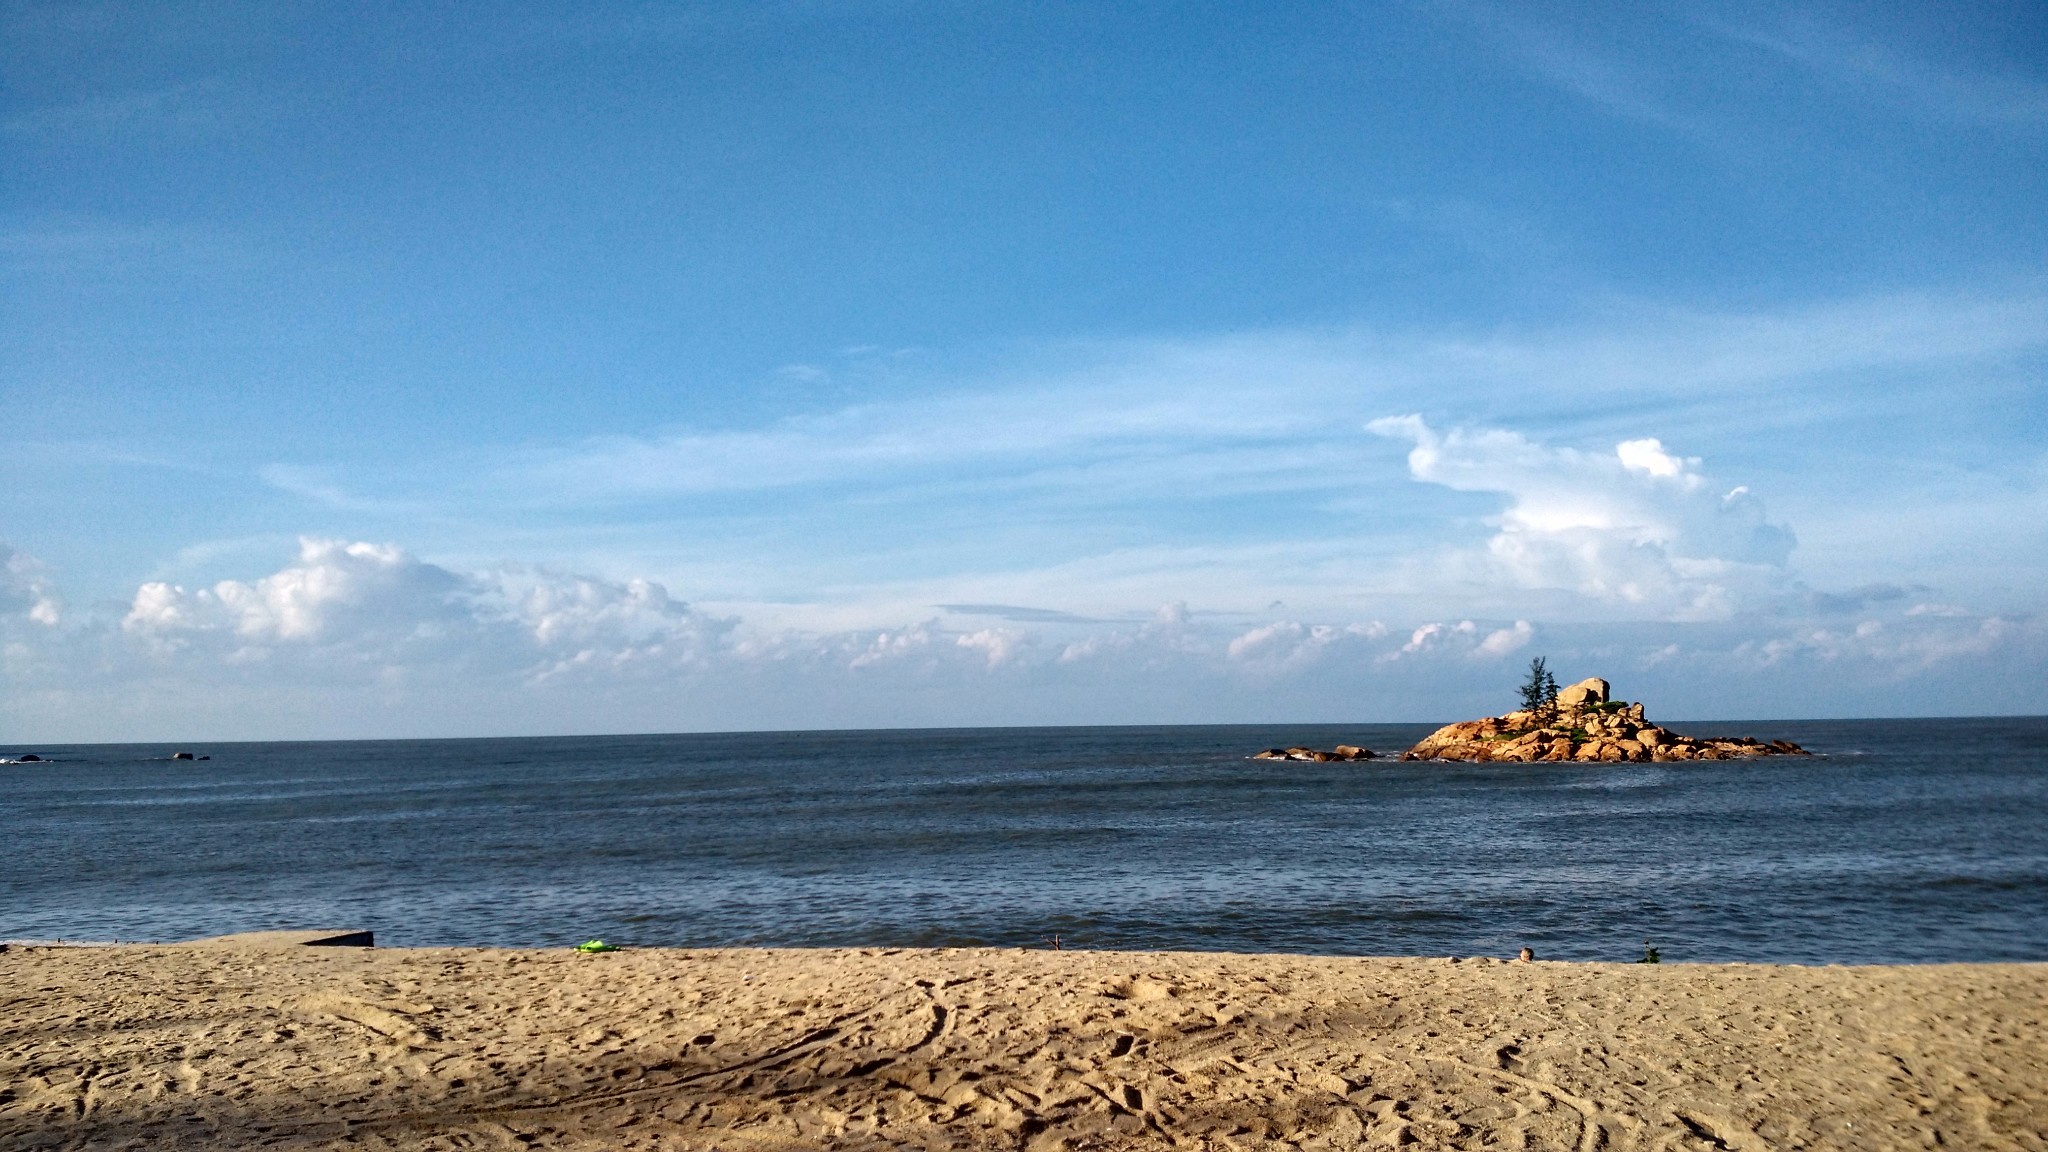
top-left (1254, 677), bottom-right (1811, 764)
top-left (1401, 677), bottom-right (1809, 763)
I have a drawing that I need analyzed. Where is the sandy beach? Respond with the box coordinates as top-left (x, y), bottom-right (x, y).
top-left (3, 940), bottom-right (2043, 1151)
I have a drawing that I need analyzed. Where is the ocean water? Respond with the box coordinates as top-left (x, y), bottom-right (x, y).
top-left (5, 719), bottom-right (2046, 964)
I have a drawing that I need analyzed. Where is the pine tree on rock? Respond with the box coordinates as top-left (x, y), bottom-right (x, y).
top-left (1518, 657), bottom-right (1559, 725)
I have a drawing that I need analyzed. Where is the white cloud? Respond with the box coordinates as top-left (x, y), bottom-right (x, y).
top-left (2, 533), bottom-right (2045, 739)
top-left (1476, 619), bottom-right (1535, 657)
top-left (1368, 415), bottom-right (1796, 618)
top-left (1227, 621), bottom-right (1305, 660)
top-left (1615, 438), bottom-right (1689, 479)
top-left (1, 544), bottom-right (63, 627)
top-left (118, 537), bottom-right (727, 683)
top-left (1058, 601), bottom-right (1201, 664)
top-left (1743, 615), bottom-right (2020, 675)
top-left (1224, 620), bottom-right (1388, 669)
top-left (955, 628), bottom-right (1025, 667)
top-left (1383, 619), bottom-right (1529, 662)
top-left (848, 623), bottom-right (936, 668)
top-left (1399, 622), bottom-right (1450, 655)
top-left (125, 539), bottom-right (464, 645)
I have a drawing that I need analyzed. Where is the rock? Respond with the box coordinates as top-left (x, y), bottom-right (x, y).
top-left (1555, 677), bottom-right (1609, 709)
top-left (1399, 677), bottom-right (1814, 766)
top-left (1256, 744), bottom-right (1378, 762)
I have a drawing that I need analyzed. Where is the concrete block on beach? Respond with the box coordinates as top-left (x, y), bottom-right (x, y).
top-left (174, 929), bottom-right (374, 949)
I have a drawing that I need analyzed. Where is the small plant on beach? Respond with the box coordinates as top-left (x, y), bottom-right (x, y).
top-left (1517, 657), bottom-right (1559, 725)
top-left (1042, 934), bottom-right (1064, 951)
top-left (1638, 940), bottom-right (1661, 964)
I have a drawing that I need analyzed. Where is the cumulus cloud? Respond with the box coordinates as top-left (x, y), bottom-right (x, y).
top-left (1057, 602), bottom-right (1200, 664)
top-left (1224, 620), bottom-right (1388, 669)
top-left (119, 537), bottom-right (726, 682)
top-left (1379, 619), bottom-right (1530, 662)
top-left (125, 539), bottom-right (461, 645)
top-left (1615, 438), bottom-right (1688, 478)
top-left (1743, 615), bottom-right (2018, 673)
top-left (1368, 416), bottom-right (1796, 618)
top-left (1476, 619), bottom-right (1536, 657)
top-left (848, 623), bottom-right (937, 668)
top-left (956, 628), bottom-right (1026, 667)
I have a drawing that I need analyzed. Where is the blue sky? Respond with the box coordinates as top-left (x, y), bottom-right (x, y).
top-left (4, 1), bottom-right (2045, 740)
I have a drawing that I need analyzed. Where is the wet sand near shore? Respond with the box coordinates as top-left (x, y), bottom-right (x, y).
top-left (3, 942), bottom-right (2044, 1150)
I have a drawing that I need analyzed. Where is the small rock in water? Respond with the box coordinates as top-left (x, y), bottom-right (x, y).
top-left (1252, 744), bottom-right (1377, 762)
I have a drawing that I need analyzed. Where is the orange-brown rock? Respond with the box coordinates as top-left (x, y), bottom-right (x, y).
top-left (1401, 681), bottom-right (1811, 764)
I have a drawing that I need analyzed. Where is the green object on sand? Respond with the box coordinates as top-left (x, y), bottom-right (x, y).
top-left (575, 939), bottom-right (620, 953)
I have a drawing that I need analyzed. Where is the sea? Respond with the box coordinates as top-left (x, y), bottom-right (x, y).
top-left (5, 719), bottom-right (2046, 965)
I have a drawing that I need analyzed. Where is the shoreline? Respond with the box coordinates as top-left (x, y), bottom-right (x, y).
top-left (6, 937), bottom-right (2046, 966)
top-left (6, 942), bottom-right (2043, 1150)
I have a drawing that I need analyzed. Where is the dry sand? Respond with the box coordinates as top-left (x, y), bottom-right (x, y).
top-left (3, 940), bottom-right (2044, 1151)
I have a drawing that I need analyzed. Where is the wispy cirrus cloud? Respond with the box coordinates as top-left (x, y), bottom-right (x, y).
top-left (1709, 13), bottom-right (2048, 127)
top-left (1431, 0), bottom-right (1706, 134)
top-left (171, 286), bottom-right (2045, 641)
top-left (2, 78), bottom-right (276, 137)
top-left (483, 289), bottom-right (2048, 509)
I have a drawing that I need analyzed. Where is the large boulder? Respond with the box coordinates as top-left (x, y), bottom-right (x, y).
top-left (1555, 678), bottom-right (1609, 709)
